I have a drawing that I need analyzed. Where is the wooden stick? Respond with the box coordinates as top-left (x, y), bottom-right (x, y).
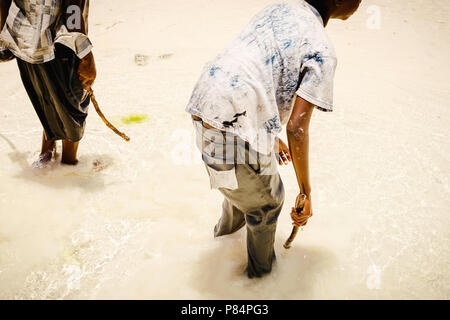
top-left (87, 88), bottom-right (130, 142)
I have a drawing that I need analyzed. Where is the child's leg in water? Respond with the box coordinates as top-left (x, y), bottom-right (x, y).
top-left (62, 140), bottom-right (80, 165)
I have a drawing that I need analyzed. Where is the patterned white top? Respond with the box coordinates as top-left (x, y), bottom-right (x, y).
top-left (0, 0), bottom-right (92, 64)
top-left (186, 0), bottom-right (337, 154)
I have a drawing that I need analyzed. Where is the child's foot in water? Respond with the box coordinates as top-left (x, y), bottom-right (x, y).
top-left (61, 157), bottom-right (79, 165)
top-left (33, 132), bottom-right (56, 168)
top-left (32, 148), bottom-right (55, 168)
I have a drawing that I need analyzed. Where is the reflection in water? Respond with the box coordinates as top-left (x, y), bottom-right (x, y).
top-left (14, 215), bottom-right (155, 299)
top-left (190, 237), bottom-right (339, 299)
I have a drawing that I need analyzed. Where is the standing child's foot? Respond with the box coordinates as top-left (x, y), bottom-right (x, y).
top-left (32, 148), bottom-right (56, 168)
top-left (33, 131), bottom-right (56, 168)
top-left (61, 157), bottom-right (79, 165)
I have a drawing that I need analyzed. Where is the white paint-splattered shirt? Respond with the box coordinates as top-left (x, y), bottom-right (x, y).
top-left (0, 0), bottom-right (92, 64)
top-left (186, 0), bottom-right (337, 154)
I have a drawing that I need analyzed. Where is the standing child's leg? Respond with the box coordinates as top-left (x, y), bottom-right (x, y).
top-left (61, 140), bottom-right (79, 165)
top-left (40, 131), bottom-right (55, 158)
top-left (33, 131), bottom-right (56, 167)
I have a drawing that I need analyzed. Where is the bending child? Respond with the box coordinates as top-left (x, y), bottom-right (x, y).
top-left (186, 0), bottom-right (361, 278)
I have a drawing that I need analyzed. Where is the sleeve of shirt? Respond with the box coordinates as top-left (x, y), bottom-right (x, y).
top-left (54, 27), bottom-right (92, 59)
top-left (54, 0), bottom-right (92, 60)
top-left (296, 52), bottom-right (337, 112)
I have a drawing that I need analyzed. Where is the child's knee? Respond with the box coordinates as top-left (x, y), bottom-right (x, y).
top-left (265, 202), bottom-right (283, 225)
top-left (245, 200), bottom-right (284, 228)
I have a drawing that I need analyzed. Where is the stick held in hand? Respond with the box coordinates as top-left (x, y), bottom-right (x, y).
top-left (87, 88), bottom-right (130, 142)
top-left (284, 194), bottom-right (307, 249)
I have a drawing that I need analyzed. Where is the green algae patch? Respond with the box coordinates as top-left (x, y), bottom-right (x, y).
top-left (121, 114), bottom-right (149, 125)
top-left (62, 247), bottom-right (83, 266)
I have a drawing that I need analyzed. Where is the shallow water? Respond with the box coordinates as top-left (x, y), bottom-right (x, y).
top-left (0, 0), bottom-right (449, 299)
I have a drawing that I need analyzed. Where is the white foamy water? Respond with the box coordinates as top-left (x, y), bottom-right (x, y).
top-left (0, 0), bottom-right (449, 299)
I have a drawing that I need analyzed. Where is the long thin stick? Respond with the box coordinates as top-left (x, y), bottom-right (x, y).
top-left (87, 88), bottom-right (130, 142)
top-left (284, 194), bottom-right (307, 249)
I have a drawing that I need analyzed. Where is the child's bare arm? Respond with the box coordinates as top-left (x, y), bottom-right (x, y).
top-left (286, 96), bottom-right (314, 226)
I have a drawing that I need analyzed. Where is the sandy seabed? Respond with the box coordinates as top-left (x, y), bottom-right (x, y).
top-left (0, 0), bottom-right (449, 299)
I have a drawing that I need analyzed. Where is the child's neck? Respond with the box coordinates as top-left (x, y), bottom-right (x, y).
top-left (305, 0), bottom-right (331, 27)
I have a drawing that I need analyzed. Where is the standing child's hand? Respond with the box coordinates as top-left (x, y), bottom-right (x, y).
top-left (78, 51), bottom-right (96, 90)
top-left (0, 49), bottom-right (14, 62)
top-left (274, 137), bottom-right (291, 165)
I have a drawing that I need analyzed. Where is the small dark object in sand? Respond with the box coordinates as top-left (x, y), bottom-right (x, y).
top-left (158, 53), bottom-right (173, 60)
top-left (134, 54), bottom-right (149, 66)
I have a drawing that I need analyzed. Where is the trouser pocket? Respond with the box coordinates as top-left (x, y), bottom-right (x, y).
top-left (193, 118), bottom-right (239, 190)
top-left (205, 165), bottom-right (238, 190)
top-left (203, 134), bottom-right (238, 190)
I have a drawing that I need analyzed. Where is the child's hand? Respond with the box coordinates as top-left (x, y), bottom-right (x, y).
top-left (291, 195), bottom-right (312, 227)
top-left (78, 51), bottom-right (96, 90)
top-left (0, 49), bottom-right (15, 62)
top-left (274, 137), bottom-right (291, 165)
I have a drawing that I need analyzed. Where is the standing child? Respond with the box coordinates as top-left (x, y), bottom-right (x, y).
top-left (186, 0), bottom-right (361, 278)
top-left (0, 0), bottom-right (96, 166)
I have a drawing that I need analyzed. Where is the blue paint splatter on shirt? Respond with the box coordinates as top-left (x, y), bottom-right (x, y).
top-left (210, 66), bottom-right (221, 77)
top-left (231, 75), bottom-right (239, 87)
top-left (304, 51), bottom-right (324, 64)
